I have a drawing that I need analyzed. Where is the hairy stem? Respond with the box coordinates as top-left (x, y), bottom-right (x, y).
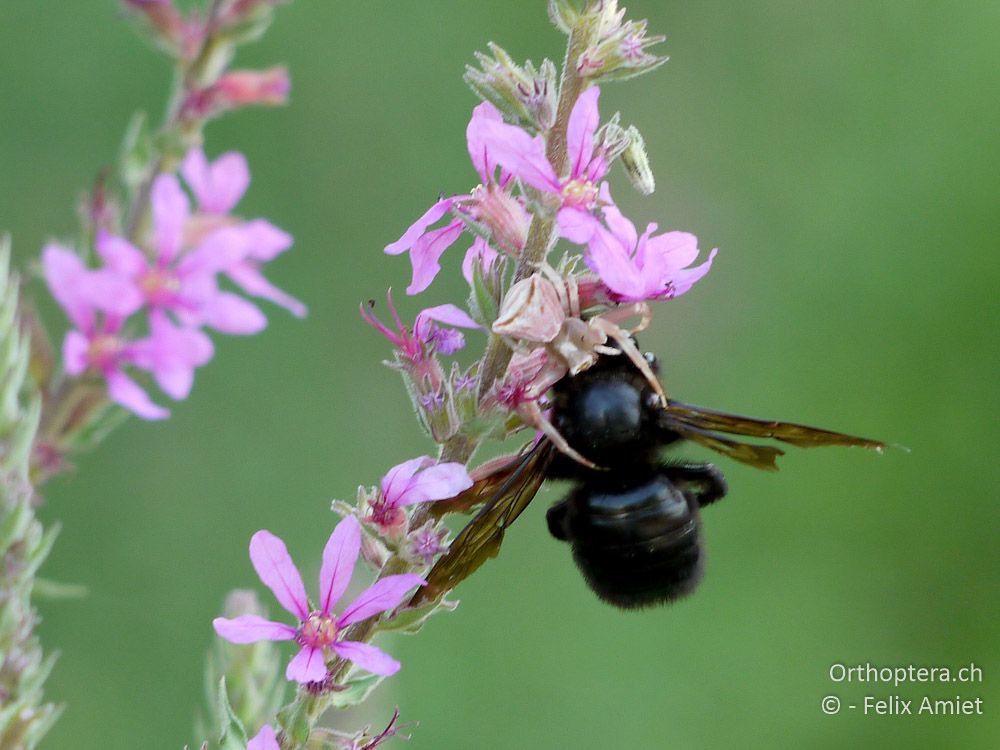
top-left (475, 19), bottom-right (592, 400)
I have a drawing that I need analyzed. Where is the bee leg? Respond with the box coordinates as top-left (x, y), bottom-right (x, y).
top-left (662, 463), bottom-right (728, 507)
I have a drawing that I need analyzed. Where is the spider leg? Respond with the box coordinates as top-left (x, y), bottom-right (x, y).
top-left (518, 400), bottom-right (600, 470)
top-left (592, 318), bottom-right (667, 407)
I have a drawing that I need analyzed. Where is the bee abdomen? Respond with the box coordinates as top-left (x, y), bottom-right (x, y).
top-left (547, 473), bottom-right (704, 608)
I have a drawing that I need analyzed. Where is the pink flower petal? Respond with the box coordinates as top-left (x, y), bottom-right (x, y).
top-left (331, 641), bottom-right (400, 676)
top-left (668, 248), bottom-right (718, 297)
top-left (466, 101), bottom-right (504, 184)
top-left (151, 173), bottom-right (190, 262)
top-left (637, 230), bottom-right (700, 278)
top-left (384, 198), bottom-right (454, 256)
top-left (62, 331), bottom-right (89, 375)
top-left (405, 220), bottom-right (464, 295)
top-left (179, 226), bottom-right (253, 276)
top-left (249, 530), bottom-right (309, 620)
top-left (105, 369), bottom-right (170, 420)
top-left (413, 304), bottom-right (481, 342)
top-left (212, 615), bottom-right (296, 644)
top-left (392, 462), bottom-right (472, 506)
top-left (247, 724), bottom-right (280, 750)
top-left (132, 312), bottom-right (214, 400)
top-left (583, 226), bottom-right (643, 298)
top-left (239, 219), bottom-right (293, 262)
top-left (476, 120), bottom-right (560, 194)
top-left (96, 232), bottom-right (148, 277)
top-left (566, 86), bottom-right (600, 180)
top-left (319, 517), bottom-right (361, 616)
top-left (42, 244), bottom-right (93, 332)
top-left (461, 237), bottom-right (500, 284)
top-left (601, 203), bottom-right (638, 255)
top-left (226, 262), bottom-right (308, 318)
top-left (182, 148), bottom-right (250, 215)
top-left (85, 268), bottom-right (144, 318)
top-left (380, 456), bottom-right (435, 505)
top-left (285, 645), bottom-right (327, 684)
top-left (556, 206), bottom-right (602, 244)
top-left (200, 291), bottom-right (267, 335)
top-left (338, 574), bottom-right (425, 627)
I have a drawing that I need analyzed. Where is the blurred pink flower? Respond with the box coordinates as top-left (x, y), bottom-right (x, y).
top-left (584, 203), bottom-right (717, 302)
top-left (43, 244), bottom-right (185, 419)
top-left (98, 174), bottom-right (267, 334)
top-left (475, 86), bottom-right (611, 242)
top-left (181, 149), bottom-right (307, 318)
top-left (213, 517), bottom-right (426, 683)
top-left (385, 102), bottom-right (529, 294)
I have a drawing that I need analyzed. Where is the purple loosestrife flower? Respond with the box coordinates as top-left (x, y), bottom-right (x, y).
top-left (365, 456), bottom-right (473, 538)
top-left (214, 517), bottom-right (426, 683)
top-left (361, 292), bottom-right (480, 366)
top-left (385, 102), bottom-right (529, 294)
top-left (247, 725), bottom-right (279, 750)
top-left (42, 244), bottom-right (187, 419)
top-left (584, 203), bottom-right (717, 302)
top-left (475, 86), bottom-right (612, 241)
top-left (98, 174), bottom-right (267, 334)
top-left (181, 148), bottom-right (307, 318)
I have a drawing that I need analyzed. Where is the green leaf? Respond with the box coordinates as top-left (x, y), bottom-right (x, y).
top-left (327, 672), bottom-right (383, 709)
top-left (470, 257), bottom-right (499, 327)
top-left (215, 677), bottom-right (248, 749)
top-left (378, 598), bottom-right (458, 634)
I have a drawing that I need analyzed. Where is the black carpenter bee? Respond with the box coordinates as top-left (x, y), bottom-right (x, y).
top-left (412, 348), bottom-right (884, 609)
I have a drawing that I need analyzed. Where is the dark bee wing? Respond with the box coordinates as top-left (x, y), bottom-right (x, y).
top-left (663, 400), bottom-right (885, 471)
top-left (413, 441), bottom-right (554, 606)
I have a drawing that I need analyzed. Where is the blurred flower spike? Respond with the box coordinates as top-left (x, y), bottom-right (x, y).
top-left (214, 517), bottom-right (426, 684)
top-left (43, 148), bottom-right (303, 420)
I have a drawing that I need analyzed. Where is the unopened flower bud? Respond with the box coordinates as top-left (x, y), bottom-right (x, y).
top-left (548, 0), bottom-right (580, 34)
top-left (182, 67), bottom-right (289, 121)
top-left (465, 44), bottom-right (559, 132)
top-left (470, 184), bottom-right (531, 253)
top-left (216, 67), bottom-right (290, 107)
top-left (361, 531), bottom-right (390, 570)
top-left (619, 125), bottom-right (655, 195)
top-left (123, 0), bottom-right (186, 53)
top-left (575, 2), bottom-right (667, 83)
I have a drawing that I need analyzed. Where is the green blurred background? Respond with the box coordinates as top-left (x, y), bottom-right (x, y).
top-left (2, 1), bottom-right (998, 748)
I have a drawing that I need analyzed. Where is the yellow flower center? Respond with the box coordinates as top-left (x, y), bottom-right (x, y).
top-left (139, 269), bottom-right (181, 305)
top-left (298, 612), bottom-right (338, 648)
top-left (561, 178), bottom-right (598, 209)
top-left (86, 334), bottom-right (121, 370)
